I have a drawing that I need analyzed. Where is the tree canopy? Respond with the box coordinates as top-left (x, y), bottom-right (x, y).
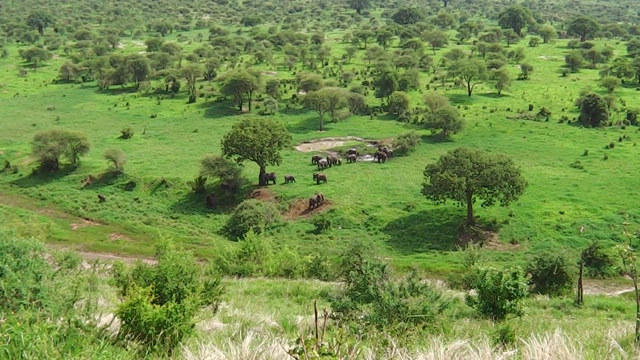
top-left (221, 118), bottom-right (291, 186)
top-left (422, 148), bottom-right (527, 225)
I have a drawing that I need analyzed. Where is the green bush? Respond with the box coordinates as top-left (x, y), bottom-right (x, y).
top-left (223, 199), bottom-right (282, 239)
top-left (120, 127), bottom-right (134, 139)
top-left (31, 129), bottom-right (90, 171)
top-left (393, 131), bottom-right (421, 156)
top-left (526, 251), bottom-right (575, 296)
top-left (312, 214), bottom-right (332, 233)
top-left (465, 266), bottom-right (529, 321)
top-left (582, 241), bottom-right (618, 278)
top-left (112, 241), bottom-right (223, 354)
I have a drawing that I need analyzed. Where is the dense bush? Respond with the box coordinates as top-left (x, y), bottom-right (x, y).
top-left (465, 266), bottom-right (529, 321)
top-left (393, 131), bottom-right (421, 156)
top-left (223, 199), bottom-right (282, 239)
top-left (582, 241), bottom-right (618, 278)
top-left (331, 242), bottom-right (455, 334)
top-left (526, 251), bottom-right (575, 296)
top-left (112, 241), bottom-right (223, 354)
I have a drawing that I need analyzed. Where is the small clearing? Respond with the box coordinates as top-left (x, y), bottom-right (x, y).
top-left (262, 71), bottom-right (278, 77)
top-left (295, 136), bottom-right (379, 152)
top-left (71, 218), bottom-right (102, 231)
top-left (250, 188), bottom-right (279, 202)
top-left (284, 198), bottom-right (332, 220)
top-left (538, 55), bottom-right (561, 60)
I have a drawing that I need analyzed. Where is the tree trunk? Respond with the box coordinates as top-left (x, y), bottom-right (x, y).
top-left (258, 165), bottom-right (266, 186)
top-left (238, 95), bottom-right (243, 111)
top-left (577, 260), bottom-right (584, 305)
top-left (248, 91), bottom-right (253, 111)
top-left (467, 81), bottom-right (472, 96)
top-left (466, 191), bottom-right (474, 225)
top-left (634, 274), bottom-right (640, 346)
top-left (319, 114), bottom-right (324, 131)
top-left (580, 33), bottom-right (586, 42)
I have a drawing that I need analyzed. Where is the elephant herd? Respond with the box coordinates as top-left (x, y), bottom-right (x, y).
top-left (260, 146), bottom-right (394, 210)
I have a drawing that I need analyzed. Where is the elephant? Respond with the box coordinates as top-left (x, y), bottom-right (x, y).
top-left (311, 155), bottom-right (324, 165)
top-left (326, 155), bottom-right (341, 167)
top-left (262, 172), bottom-right (277, 185)
top-left (284, 175), bottom-right (296, 183)
top-left (346, 154), bottom-right (357, 163)
top-left (313, 173), bottom-right (328, 184)
top-left (317, 158), bottom-right (329, 170)
top-left (308, 192), bottom-right (325, 209)
top-left (346, 148), bottom-right (358, 156)
top-left (373, 151), bottom-right (387, 163)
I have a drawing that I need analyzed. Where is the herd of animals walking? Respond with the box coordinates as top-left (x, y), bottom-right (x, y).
top-left (261, 145), bottom-right (394, 211)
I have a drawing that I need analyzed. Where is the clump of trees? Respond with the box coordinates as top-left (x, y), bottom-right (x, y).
top-left (31, 129), bottom-right (90, 172)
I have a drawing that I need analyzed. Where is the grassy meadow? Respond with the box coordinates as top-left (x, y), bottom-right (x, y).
top-left (2, 28), bottom-right (640, 275)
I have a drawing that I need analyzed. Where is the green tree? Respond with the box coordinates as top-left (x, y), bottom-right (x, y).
top-left (20, 47), bottom-right (52, 70)
top-left (424, 105), bottom-right (463, 139)
top-left (220, 70), bottom-right (262, 111)
top-left (422, 147), bottom-right (527, 225)
top-left (224, 200), bottom-right (282, 239)
top-left (126, 54), bottom-right (152, 89)
top-left (221, 117), bottom-right (291, 185)
top-left (31, 129), bottom-right (90, 171)
top-left (104, 148), bottom-right (126, 173)
top-left (448, 58), bottom-right (487, 96)
top-left (58, 61), bottom-right (81, 82)
top-left (26, 11), bottom-right (54, 36)
top-left (491, 67), bottom-right (513, 95)
top-left (265, 79), bottom-right (281, 99)
top-left (393, 132), bottom-right (421, 156)
top-left (388, 91), bottom-right (410, 117)
top-left (518, 62), bottom-right (533, 80)
top-left (600, 76), bottom-right (620, 93)
top-left (568, 16), bottom-right (600, 42)
top-left (424, 30), bottom-right (449, 54)
top-left (584, 48), bottom-right (603, 67)
top-left (465, 266), bottom-right (529, 321)
top-left (392, 8), bottom-right (425, 26)
top-left (498, 6), bottom-right (534, 36)
top-left (565, 51), bottom-right (584, 72)
top-left (423, 92), bottom-right (450, 114)
top-left (297, 73), bottom-right (324, 93)
top-left (182, 63), bottom-right (202, 103)
top-left (538, 24), bottom-right (556, 43)
top-left (373, 71), bottom-right (399, 104)
top-left (200, 155), bottom-right (243, 192)
top-left (503, 29), bottom-right (520, 47)
top-left (302, 87), bottom-right (349, 130)
top-left (578, 93), bottom-right (609, 127)
top-left (144, 37), bottom-right (164, 52)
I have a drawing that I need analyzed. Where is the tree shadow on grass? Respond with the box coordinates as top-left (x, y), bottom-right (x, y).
top-left (421, 133), bottom-right (454, 144)
top-left (170, 182), bottom-right (254, 215)
top-left (287, 116), bottom-right (322, 134)
top-left (448, 94), bottom-right (477, 106)
top-left (382, 207), bottom-right (464, 254)
top-left (11, 165), bottom-right (78, 188)
top-left (478, 93), bottom-right (510, 99)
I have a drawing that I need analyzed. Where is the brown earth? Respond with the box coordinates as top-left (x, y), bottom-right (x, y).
top-left (283, 198), bottom-right (332, 220)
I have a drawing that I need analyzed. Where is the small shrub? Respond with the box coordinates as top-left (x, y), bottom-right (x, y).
top-left (526, 251), bottom-right (575, 296)
top-left (465, 266), bottom-right (528, 321)
top-left (581, 241), bottom-right (618, 278)
top-left (305, 252), bottom-right (333, 281)
top-left (189, 175), bottom-right (207, 194)
top-left (104, 148), bottom-right (126, 173)
top-left (393, 132), bottom-right (421, 156)
top-left (583, 149), bottom-right (589, 156)
top-left (312, 214), bottom-right (332, 233)
top-left (120, 127), bottom-right (134, 139)
top-left (570, 161), bottom-right (584, 169)
top-left (493, 323), bottom-right (517, 347)
top-left (223, 199), bottom-right (282, 239)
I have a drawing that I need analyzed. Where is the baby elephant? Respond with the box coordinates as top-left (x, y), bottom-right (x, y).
top-left (346, 154), bottom-right (357, 163)
top-left (97, 194), bottom-right (106, 203)
top-left (313, 173), bottom-right (327, 185)
top-left (284, 175), bottom-right (296, 184)
top-left (308, 192), bottom-right (325, 209)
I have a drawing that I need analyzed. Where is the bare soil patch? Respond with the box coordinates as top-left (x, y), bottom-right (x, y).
top-left (250, 188), bottom-right (278, 202)
top-left (457, 227), bottom-right (520, 251)
top-left (262, 71), bottom-right (278, 77)
top-left (283, 198), bottom-right (332, 220)
top-left (71, 218), bottom-right (102, 231)
top-left (295, 136), bottom-right (387, 153)
top-left (107, 233), bottom-right (131, 241)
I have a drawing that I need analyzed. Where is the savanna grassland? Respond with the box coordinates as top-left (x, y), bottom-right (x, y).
top-left (3, 0), bottom-right (640, 358)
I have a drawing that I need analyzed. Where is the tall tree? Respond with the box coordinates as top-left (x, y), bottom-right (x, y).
top-left (490, 67), bottom-right (513, 96)
top-left (448, 59), bottom-right (487, 96)
top-left (424, 106), bottom-right (463, 138)
top-left (423, 30), bottom-right (449, 54)
top-left (182, 64), bottom-right (202, 103)
top-left (498, 6), bottom-right (534, 36)
top-left (568, 17), bottom-right (599, 42)
top-left (348, 0), bottom-right (370, 15)
top-left (26, 11), bottom-right (54, 36)
top-left (422, 147), bottom-right (527, 225)
top-left (537, 24), bottom-right (556, 43)
top-left (302, 87), bottom-right (348, 131)
top-left (221, 118), bottom-right (291, 186)
top-left (220, 70), bottom-right (262, 111)
top-left (373, 70), bottom-right (399, 104)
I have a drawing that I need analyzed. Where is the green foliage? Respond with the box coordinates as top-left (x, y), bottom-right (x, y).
top-left (388, 91), bottom-right (410, 117)
top-left (120, 127), bottom-right (134, 139)
top-left (20, 47), bottom-right (53, 68)
top-left (448, 58), bottom-right (487, 96)
top-left (312, 214), bottom-right (332, 234)
top-left (199, 155), bottom-right (243, 193)
top-left (223, 199), bottom-right (282, 239)
top-left (568, 16), bottom-right (600, 42)
top-left (302, 87), bottom-right (349, 130)
top-left (526, 251), bottom-right (575, 296)
top-left (465, 266), bottom-right (529, 321)
top-left (221, 117), bottom-right (291, 185)
top-left (31, 129), bottom-right (90, 171)
top-left (104, 148), bottom-right (126, 173)
top-left (331, 243), bottom-right (454, 334)
top-left (219, 70), bottom-right (262, 111)
top-left (393, 132), bottom-right (421, 156)
top-left (424, 105), bottom-right (464, 139)
top-left (578, 93), bottom-right (609, 127)
top-left (498, 5), bottom-right (534, 36)
top-left (491, 67), bottom-right (513, 95)
top-left (582, 241), bottom-right (618, 278)
top-left (113, 241), bottom-right (223, 354)
top-left (422, 147), bottom-right (527, 225)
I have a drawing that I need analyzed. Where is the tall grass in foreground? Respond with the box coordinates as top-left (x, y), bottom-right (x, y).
top-left (182, 327), bottom-right (633, 360)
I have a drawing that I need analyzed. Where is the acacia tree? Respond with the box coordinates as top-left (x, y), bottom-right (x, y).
top-left (448, 59), bottom-right (487, 96)
top-left (31, 129), bottom-right (90, 171)
top-left (200, 155), bottom-right (243, 192)
top-left (26, 11), bottom-right (54, 36)
top-left (422, 147), bottom-right (527, 226)
top-left (424, 106), bottom-right (463, 138)
top-left (498, 6), bottom-right (533, 36)
top-left (578, 93), bottom-right (609, 127)
top-left (302, 87), bottom-right (348, 131)
top-left (221, 118), bottom-right (291, 186)
top-left (568, 16), bottom-right (599, 42)
top-left (182, 64), bottom-right (202, 103)
top-left (491, 67), bottom-right (513, 95)
top-left (220, 70), bottom-right (262, 111)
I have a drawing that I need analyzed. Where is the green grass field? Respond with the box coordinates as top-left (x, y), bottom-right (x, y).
top-left (2, 29), bottom-right (640, 275)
